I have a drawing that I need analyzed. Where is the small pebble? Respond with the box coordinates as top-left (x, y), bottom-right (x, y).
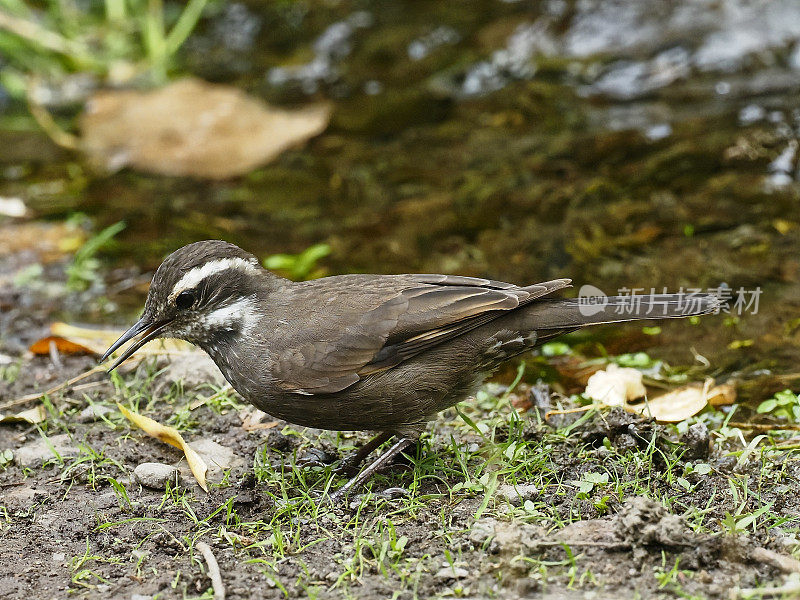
top-left (681, 421), bottom-right (711, 460)
top-left (380, 487), bottom-right (410, 499)
top-left (134, 463), bottom-right (181, 490)
top-left (434, 565), bottom-right (469, 580)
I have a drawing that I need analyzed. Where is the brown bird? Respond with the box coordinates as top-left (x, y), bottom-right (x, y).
top-left (102, 240), bottom-right (719, 497)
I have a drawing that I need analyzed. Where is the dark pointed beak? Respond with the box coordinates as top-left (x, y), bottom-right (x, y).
top-left (100, 317), bottom-right (173, 372)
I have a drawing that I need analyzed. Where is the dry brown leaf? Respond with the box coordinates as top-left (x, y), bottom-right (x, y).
top-left (240, 407), bottom-right (279, 432)
top-left (0, 405), bottom-right (47, 424)
top-left (29, 335), bottom-right (96, 356)
top-left (708, 383), bottom-right (737, 406)
top-left (81, 78), bottom-right (331, 179)
top-left (117, 403), bottom-right (208, 491)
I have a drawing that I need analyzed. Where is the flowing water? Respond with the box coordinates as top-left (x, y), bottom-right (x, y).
top-left (2, 0), bottom-right (800, 397)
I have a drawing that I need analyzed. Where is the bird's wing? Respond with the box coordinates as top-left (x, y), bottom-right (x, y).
top-left (271, 275), bottom-right (571, 394)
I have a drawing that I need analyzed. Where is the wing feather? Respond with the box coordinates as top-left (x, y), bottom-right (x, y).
top-left (272, 276), bottom-right (571, 394)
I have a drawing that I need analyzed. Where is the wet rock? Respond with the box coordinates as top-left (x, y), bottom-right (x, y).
top-left (267, 12), bottom-right (373, 94)
top-left (333, 88), bottom-right (451, 135)
top-left (613, 496), bottom-right (696, 547)
top-left (681, 422), bottom-right (711, 460)
top-left (76, 404), bottom-right (112, 423)
top-left (496, 483), bottom-right (538, 506)
top-left (134, 463), bottom-right (181, 490)
top-left (14, 434), bottom-right (79, 468)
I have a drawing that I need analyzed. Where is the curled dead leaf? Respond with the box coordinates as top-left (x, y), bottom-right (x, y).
top-left (584, 364), bottom-right (646, 407)
top-left (240, 407), bottom-right (279, 432)
top-left (117, 403), bottom-right (208, 492)
top-left (708, 383), bottom-right (736, 406)
top-left (630, 379), bottom-right (724, 423)
top-left (0, 405), bottom-right (47, 424)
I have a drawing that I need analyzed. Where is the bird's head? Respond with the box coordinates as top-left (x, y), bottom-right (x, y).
top-left (101, 240), bottom-right (278, 370)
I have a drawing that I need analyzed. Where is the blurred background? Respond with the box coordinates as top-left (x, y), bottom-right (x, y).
top-left (1, 0), bottom-right (799, 398)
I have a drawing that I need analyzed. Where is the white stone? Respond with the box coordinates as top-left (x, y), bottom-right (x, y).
top-left (134, 463), bottom-right (181, 489)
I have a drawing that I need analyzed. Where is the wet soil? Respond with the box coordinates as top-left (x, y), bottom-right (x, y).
top-left (3, 1), bottom-right (800, 598)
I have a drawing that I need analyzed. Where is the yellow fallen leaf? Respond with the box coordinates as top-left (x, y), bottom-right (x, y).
top-left (117, 403), bottom-right (208, 491)
top-left (630, 379), bottom-right (714, 423)
top-left (0, 405), bottom-right (47, 424)
top-left (50, 322), bottom-right (194, 356)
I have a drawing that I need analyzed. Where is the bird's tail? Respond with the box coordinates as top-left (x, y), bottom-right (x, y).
top-left (523, 293), bottom-right (720, 330)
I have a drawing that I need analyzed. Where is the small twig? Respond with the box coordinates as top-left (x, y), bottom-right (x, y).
top-left (189, 385), bottom-right (232, 410)
top-left (751, 546), bottom-right (800, 574)
top-left (734, 580), bottom-right (800, 598)
top-left (0, 364), bottom-right (108, 411)
top-left (545, 405), bottom-right (594, 420)
top-left (26, 77), bottom-right (80, 150)
top-left (535, 540), bottom-right (632, 549)
top-left (70, 381), bottom-right (107, 393)
top-left (48, 340), bottom-right (63, 370)
top-left (729, 422), bottom-right (800, 432)
top-left (195, 541), bottom-right (225, 600)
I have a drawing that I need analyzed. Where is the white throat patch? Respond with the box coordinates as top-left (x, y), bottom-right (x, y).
top-left (200, 295), bottom-right (260, 335)
top-left (169, 257), bottom-right (260, 300)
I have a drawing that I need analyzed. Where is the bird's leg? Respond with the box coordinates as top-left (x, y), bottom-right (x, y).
top-left (335, 431), bottom-right (393, 476)
top-left (330, 436), bottom-right (414, 501)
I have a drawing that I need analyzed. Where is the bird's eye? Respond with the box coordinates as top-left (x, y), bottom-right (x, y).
top-left (175, 290), bottom-right (195, 309)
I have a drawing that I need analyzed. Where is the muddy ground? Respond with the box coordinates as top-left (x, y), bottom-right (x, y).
top-left (2, 256), bottom-right (800, 600)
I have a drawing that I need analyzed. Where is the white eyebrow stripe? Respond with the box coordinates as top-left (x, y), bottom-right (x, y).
top-left (170, 257), bottom-right (259, 299)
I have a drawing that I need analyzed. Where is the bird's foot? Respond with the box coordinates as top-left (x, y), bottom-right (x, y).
top-left (333, 431), bottom-right (393, 476)
top-left (328, 436), bottom-right (414, 503)
top-left (297, 447), bottom-right (337, 469)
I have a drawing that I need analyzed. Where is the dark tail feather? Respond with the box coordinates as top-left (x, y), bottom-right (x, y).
top-left (524, 293), bottom-right (720, 330)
